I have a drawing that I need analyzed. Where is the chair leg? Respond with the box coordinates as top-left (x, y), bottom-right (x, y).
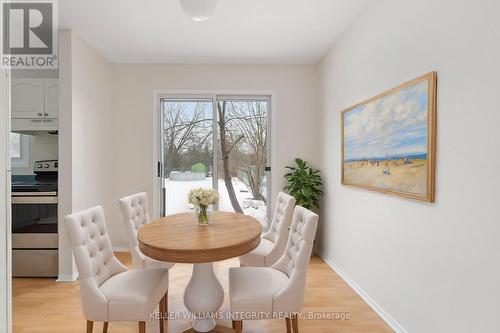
top-left (163, 290), bottom-right (168, 321)
top-left (291, 315), bottom-right (299, 333)
top-left (159, 291), bottom-right (167, 333)
top-left (103, 322), bottom-right (108, 333)
top-left (159, 299), bottom-right (164, 333)
top-left (86, 321), bottom-right (93, 333)
top-left (285, 317), bottom-right (291, 333)
top-left (139, 321), bottom-right (146, 333)
top-left (234, 320), bottom-right (243, 333)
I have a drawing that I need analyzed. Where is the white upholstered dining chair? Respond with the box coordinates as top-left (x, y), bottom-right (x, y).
top-left (119, 192), bottom-right (175, 270)
top-left (239, 192), bottom-right (296, 267)
top-left (229, 205), bottom-right (318, 333)
top-left (65, 206), bottom-right (169, 333)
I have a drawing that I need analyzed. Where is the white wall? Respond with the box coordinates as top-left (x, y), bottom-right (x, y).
top-left (70, 32), bottom-right (113, 213)
top-left (317, 0), bottom-right (500, 332)
top-left (57, 29), bottom-right (74, 281)
top-left (58, 29), bottom-right (113, 279)
top-left (109, 64), bottom-right (319, 248)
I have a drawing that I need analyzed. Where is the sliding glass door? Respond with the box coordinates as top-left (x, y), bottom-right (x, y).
top-left (159, 95), bottom-right (270, 226)
top-left (160, 99), bottom-right (215, 215)
top-left (216, 97), bottom-right (269, 223)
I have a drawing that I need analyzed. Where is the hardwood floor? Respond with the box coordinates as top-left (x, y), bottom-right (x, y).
top-left (13, 253), bottom-right (393, 333)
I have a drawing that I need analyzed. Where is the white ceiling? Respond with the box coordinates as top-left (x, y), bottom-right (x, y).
top-left (59, 0), bottom-right (372, 64)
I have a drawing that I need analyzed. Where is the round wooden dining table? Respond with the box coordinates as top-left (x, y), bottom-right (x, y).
top-left (138, 211), bottom-right (262, 333)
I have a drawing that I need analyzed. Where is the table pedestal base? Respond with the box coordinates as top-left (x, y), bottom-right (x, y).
top-left (184, 263), bottom-right (225, 333)
top-left (180, 325), bottom-right (234, 333)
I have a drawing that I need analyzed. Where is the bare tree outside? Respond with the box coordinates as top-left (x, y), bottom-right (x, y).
top-left (217, 101), bottom-right (244, 213)
top-left (219, 100), bottom-right (267, 203)
top-left (162, 101), bottom-right (212, 176)
top-left (162, 98), bottom-right (268, 220)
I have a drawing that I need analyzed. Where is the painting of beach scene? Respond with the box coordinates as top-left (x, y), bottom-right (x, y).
top-left (341, 72), bottom-right (437, 202)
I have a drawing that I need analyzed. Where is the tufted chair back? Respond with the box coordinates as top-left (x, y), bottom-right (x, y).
top-left (261, 192), bottom-right (295, 265)
top-left (65, 206), bottom-right (127, 321)
top-left (263, 192), bottom-right (295, 241)
top-left (119, 192), bottom-right (152, 269)
top-left (271, 205), bottom-right (318, 313)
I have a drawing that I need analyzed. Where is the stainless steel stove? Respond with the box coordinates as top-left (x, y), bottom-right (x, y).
top-left (12, 160), bottom-right (58, 277)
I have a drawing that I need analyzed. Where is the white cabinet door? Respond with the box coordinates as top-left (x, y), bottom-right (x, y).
top-left (43, 79), bottom-right (59, 119)
top-left (11, 79), bottom-right (44, 119)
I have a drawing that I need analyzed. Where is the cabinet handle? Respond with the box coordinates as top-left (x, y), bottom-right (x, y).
top-left (44, 113), bottom-right (48, 116)
top-left (38, 113), bottom-right (43, 117)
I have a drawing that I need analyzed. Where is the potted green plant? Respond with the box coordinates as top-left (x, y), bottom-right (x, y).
top-left (283, 158), bottom-right (323, 211)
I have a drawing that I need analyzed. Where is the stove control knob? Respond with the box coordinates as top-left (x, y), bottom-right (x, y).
top-left (37, 163), bottom-right (43, 168)
top-left (44, 163), bottom-right (49, 168)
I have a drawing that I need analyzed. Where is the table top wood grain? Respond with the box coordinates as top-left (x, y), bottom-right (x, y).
top-left (138, 211), bottom-right (262, 263)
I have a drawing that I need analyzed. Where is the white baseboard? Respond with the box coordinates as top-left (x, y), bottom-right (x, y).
top-left (56, 272), bottom-right (78, 282)
top-left (317, 251), bottom-right (408, 333)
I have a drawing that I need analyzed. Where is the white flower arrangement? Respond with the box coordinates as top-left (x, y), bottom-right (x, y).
top-left (189, 188), bottom-right (219, 225)
top-left (188, 187), bottom-right (219, 207)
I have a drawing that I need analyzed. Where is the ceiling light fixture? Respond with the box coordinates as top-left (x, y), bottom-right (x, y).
top-left (179, 0), bottom-right (218, 22)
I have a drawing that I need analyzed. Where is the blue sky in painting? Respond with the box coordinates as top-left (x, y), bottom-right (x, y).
top-left (344, 80), bottom-right (428, 160)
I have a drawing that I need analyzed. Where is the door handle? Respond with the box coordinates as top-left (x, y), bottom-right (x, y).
top-left (160, 187), bottom-right (166, 217)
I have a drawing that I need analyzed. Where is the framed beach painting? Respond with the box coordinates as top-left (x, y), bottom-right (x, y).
top-left (341, 72), bottom-right (437, 202)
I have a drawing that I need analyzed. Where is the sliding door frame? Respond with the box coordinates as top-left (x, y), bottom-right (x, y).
top-left (152, 90), bottom-right (274, 224)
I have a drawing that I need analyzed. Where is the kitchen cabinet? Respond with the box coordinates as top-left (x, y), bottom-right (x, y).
top-left (11, 79), bottom-right (45, 119)
top-left (12, 78), bottom-right (59, 120)
top-left (44, 79), bottom-right (59, 119)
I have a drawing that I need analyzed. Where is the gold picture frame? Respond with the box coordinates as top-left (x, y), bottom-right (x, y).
top-left (341, 72), bottom-right (437, 202)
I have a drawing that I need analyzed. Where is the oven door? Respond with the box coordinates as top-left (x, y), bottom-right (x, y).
top-left (11, 195), bottom-right (58, 233)
top-left (11, 195), bottom-right (59, 277)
